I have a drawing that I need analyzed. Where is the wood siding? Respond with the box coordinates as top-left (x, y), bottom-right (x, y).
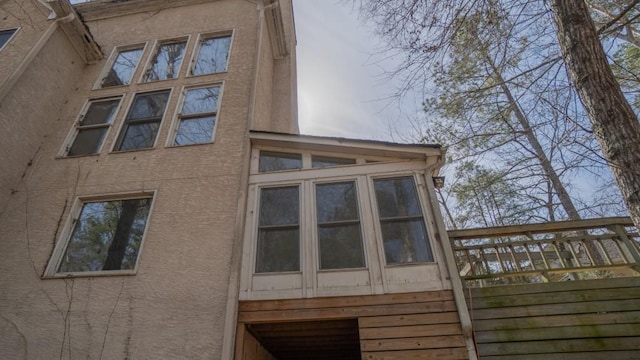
top-left (468, 277), bottom-right (640, 359)
top-left (237, 290), bottom-right (469, 360)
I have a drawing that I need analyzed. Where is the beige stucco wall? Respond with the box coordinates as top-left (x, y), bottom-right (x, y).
top-left (0, 0), bottom-right (297, 358)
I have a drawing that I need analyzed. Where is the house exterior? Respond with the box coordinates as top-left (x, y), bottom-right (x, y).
top-left (0, 1), bottom-right (474, 359)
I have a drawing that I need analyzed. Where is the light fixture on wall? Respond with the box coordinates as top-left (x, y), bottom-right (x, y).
top-left (432, 176), bottom-right (445, 189)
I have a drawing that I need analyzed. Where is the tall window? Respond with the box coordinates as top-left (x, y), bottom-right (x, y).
top-left (55, 196), bottom-right (153, 274)
top-left (173, 85), bottom-right (221, 145)
top-left (100, 47), bottom-right (144, 88)
top-left (66, 97), bottom-right (121, 156)
top-left (256, 186), bottom-right (300, 273)
top-left (115, 90), bottom-right (170, 151)
top-left (144, 40), bottom-right (187, 82)
top-left (192, 35), bottom-right (231, 75)
top-left (0, 28), bottom-right (17, 51)
top-left (373, 177), bottom-right (433, 264)
top-left (316, 181), bottom-right (365, 269)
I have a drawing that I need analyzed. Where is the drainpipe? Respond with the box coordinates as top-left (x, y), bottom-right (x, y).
top-left (424, 152), bottom-right (479, 360)
top-left (0, 12), bottom-right (75, 103)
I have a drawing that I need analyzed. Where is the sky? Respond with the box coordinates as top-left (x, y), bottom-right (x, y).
top-left (292, 1), bottom-right (419, 141)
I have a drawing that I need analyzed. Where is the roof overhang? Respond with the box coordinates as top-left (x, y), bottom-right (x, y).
top-left (47, 0), bottom-right (103, 63)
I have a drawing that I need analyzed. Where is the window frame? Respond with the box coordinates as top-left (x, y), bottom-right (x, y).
top-left (140, 36), bottom-right (191, 84)
top-left (111, 88), bottom-right (173, 152)
top-left (0, 28), bottom-right (19, 52)
top-left (60, 96), bottom-right (123, 157)
top-left (167, 83), bottom-right (224, 147)
top-left (187, 31), bottom-right (234, 77)
top-left (44, 191), bottom-right (156, 278)
top-left (94, 42), bottom-right (148, 90)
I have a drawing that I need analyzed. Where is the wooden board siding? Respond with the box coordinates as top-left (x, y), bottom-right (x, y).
top-left (468, 277), bottom-right (640, 359)
top-left (237, 290), bottom-right (469, 360)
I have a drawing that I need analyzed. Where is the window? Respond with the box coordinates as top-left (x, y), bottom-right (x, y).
top-left (316, 181), bottom-right (365, 269)
top-left (115, 90), bottom-right (170, 151)
top-left (373, 177), bottom-right (433, 264)
top-left (256, 186), bottom-right (300, 273)
top-left (192, 34), bottom-right (231, 75)
top-left (100, 47), bottom-right (144, 88)
top-left (259, 151), bottom-right (302, 172)
top-left (143, 40), bottom-right (188, 82)
top-left (312, 156), bottom-right (356, 168)
top-left (66, 97), bottom-right (121, 156)
top-left (0, 28), bottom-right (17, 51)
top-left (53, 196), bottom-right (153, 274)
top-left (173, 85), bottom-right (221, 145)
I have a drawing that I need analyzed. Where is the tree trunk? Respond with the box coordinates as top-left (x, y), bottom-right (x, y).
top-left (549, 0), bottom-right (640, 231)
top-left (104, 200), bottom-right (139, 270)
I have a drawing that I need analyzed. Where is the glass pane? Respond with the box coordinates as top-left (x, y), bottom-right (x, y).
top-left (182, 87), bottom-right (219, 115)
top-left (256, 228), bottom-right (299, 273)
top-left (80, 99), bottom-right (120, 126)
top-left (380, 219), bottom-right (433, 264)
top-left (101, 48), bottom-right (143, 87)
top-left (118, 122), bottom-right (160, 151)
top-left (193, 35), bottom-right (231, 75)
top-left (129, 91), bottom-right (170, 120)
top-left (0, 29), bottom-right (16, 49)
top-left (259, 186), bottom-right (299, 226)
top-left (174, 116), bottom-right (216, 145)
top-left (316, 182), bottom-right (359, 222)
top-left (68, 128), bottom-right (107, 156)
top-left (58, 198), bottom-right (152, 273)
top-left (144, 41), bottom-right (187, 82)
top-left (259, 151), bottom-right (302, 172)
top-left (374, 177), bottom-right (422, 218)
top-left (318, 225), bottom-right (365, 270)
top-left (312, 156), bottom-right (356, 168)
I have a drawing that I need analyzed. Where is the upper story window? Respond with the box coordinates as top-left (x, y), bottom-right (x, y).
top-left (192, 34), bottom-right (232, 75)
top-left (143, 39), bottom-right (188, 82)
top-left (172, 85), bottom-right (221, 146)
top-left (259, 151), bottom-right (303, 172)
top-left (114, 90), bottom-right (171, 151)
top-left (65, 97), bottom-right (122, 156)
top-left (312, 156), bottom-right (356, 168)
top-left (0, 28), bottom-right (18, 51)
top-left (100, 46), bottom-right (144, 88)
top-left (46, 194), bottom-right (154, 276)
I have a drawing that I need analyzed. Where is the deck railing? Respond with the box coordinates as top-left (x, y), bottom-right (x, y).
top-left (447, 217), bottom-right (640, 286)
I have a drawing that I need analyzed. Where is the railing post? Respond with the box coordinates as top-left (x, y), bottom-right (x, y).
top-left (611, 225), bottom-right (640, 268)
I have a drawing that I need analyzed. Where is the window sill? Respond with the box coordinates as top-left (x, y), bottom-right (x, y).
top-left (385, 261), bottom-right (437, 268)
top-left (317, 267), bottom-right (368, 273)
top-left (109, 147), bottom-right (156, 154)
top-left (42, 270), bottom-right (137, 279)
top-left (56, 153), bottom-right (101, 159)
top-left (166, 141), bottom-right (214, 149)
top-left (186, 70), bottom-right (228, 79)
top-left (252, 270), bottom-right (302, 276)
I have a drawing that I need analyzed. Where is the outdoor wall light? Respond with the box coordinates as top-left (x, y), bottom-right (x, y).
top-left (432, 176), bottom-right (445, 189)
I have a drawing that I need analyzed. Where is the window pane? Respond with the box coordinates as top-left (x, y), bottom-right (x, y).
top-left (193, 35), bottom-right (231, 75)
top-left (174, 115), bottom-right (216, 145)
top-left (316, 182), bottom-right (359, 222)
top-left (118, 122), bottom-right (160, 151)
top-left (312, 156), bottom-right (356, 168)
top-left (256, 229), bottom-right (299, 273)
top-left (182, 87), bottom-right (219, 115)
top-left (129, 91), bottom-right (170, 120)
top-left (0, 29), bottom-right (17, 49)
top-left (374, 177), bottom-right (422, 218)
top-left (259, 187), bottom-right (299, 226)
top-left (68, 128), bottom-right (107, 156)
top-left (144, 41), bottom-right (187, 82)
top-left (80, 99), bottom-right (120, 126)
top-left (58, 198), bottom-right (152, 273)
top-left (380, 220), bottom-right (433, 264)
top-left (102, 48), bottom-right (143, 87)
top-left (259, 151), bottom-right (302, 172)
top-left (318, 225), bottom-right (365, 269)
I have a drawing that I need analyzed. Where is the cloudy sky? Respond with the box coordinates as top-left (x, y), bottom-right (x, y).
top-left (293, 1), bottom-right (420, 141)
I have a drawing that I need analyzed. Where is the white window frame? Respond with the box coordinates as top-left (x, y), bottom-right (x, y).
top-left (166, 82), bottom-right (224, 147)
top-left (94, 42), bottom-right (148, 90)
top-left (44, 191), bottom-right (156, 278)
top-left (111, 88), bottom-right (174, 152)
top-left (0, 27), bottom-right (19, 52)
top-left (140, 36), bottom-right (191, 83)
top-left (59, 96), bottom-right (123, 157)
top-left (187, 30), bottom-right (234, 77)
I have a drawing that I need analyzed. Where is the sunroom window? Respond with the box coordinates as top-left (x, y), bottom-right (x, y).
top-left (259, 151), bottom-right (302, 172)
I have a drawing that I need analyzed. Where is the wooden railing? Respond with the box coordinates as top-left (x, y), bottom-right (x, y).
top-left (447, 217), bottom-right (640, 286)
